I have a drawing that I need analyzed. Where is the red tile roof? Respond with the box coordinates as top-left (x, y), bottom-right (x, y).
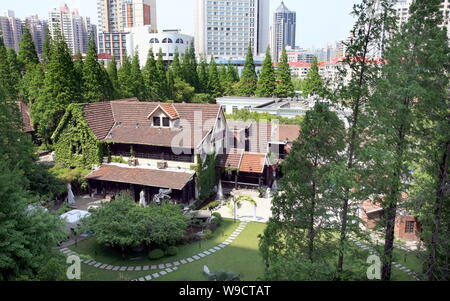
top-left (277, 124), bottom-right (300, 143)
top-left (239, 153), bottom-right (266, 174)
top-left (159, 103), bottom-right (180, 119)
top-left (86, 164), bottom-right (194, 190)
top-left (217, 148), bottom-right (244, 169)
top-left (81, 99), bottom-right (222, 149)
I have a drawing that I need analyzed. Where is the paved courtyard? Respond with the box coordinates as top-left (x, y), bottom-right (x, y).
top-left (72, 195), bottom-right (111, 211)
top-left (213, 189), bottom-right (273, 222)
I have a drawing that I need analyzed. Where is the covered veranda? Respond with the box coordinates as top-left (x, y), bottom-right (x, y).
top-left (86, 164), bottom-right (196, 204)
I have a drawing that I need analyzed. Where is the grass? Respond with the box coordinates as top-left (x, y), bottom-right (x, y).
top-left (154, 222), bottom-right (267, 281)
top-left (69, 219), bottom-right (239, 267)
top-left (69, 219), bottom-right (424, 281)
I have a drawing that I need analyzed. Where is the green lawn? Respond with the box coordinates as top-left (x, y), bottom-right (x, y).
top-left (154, 222), bottom-right (267, 281)
top-left (69, 219), bottom-right (239, 267)
top-left (69, 219), bottom-right (423, 281)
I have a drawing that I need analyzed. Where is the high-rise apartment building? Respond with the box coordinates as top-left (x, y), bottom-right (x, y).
top-left (393, 0), bottom-right (449, 34)
top-left (25, 15), bottom-right (48, 55)
top-left (48, 4), bottom-right (95, 55)
top-left (97, 0), bottom-right (157, 63)
top-left (271, 2), bottom-right (296, 62)
top-left (0, 10), bottom-right (47, 55)
top-left (195, 0), bottom-right (270, 60)
top-left (0, 10), bottom-right (24, 52)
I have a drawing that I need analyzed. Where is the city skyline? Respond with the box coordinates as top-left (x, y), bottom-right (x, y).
top-left (0, 0), bottom-right (358, 49)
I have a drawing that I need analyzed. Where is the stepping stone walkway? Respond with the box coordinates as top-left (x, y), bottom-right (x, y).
top-left (349, 237), bottom-right (421, 281)
top-left (58, 221), bottom-right (249, 281)
top-left (130, 221), bottom-right (248, 281)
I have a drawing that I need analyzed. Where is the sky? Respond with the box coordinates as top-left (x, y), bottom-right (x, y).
top-left (0, 0), bottom-right (359, 49)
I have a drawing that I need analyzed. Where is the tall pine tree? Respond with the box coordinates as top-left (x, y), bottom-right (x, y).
top-left (207, 56), bottom-right (223, 97)
top-left (260, 103), bottom-right (347, 280)
top-left (302, 57), bottom-right (325, 97)
top-left (18, 24), bottom-right (39, 68)
top-left (82, 33), bottom-right (112, 102)
top-left (256, 47), bottom-right (276, 97)
top-left (31, 32), bottom-right (81, 145)
top-left (237, 44), bottom-right (257, 96)
top-left (275, 47), bottom-right (294, 98)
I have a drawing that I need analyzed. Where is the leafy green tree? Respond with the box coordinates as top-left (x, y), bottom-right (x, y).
top-left (36, 258), bottom-right (66, 281)
top-left (173, 78), bottom-right (195, 103)
top-left (42, 26), bottom-right (52, 63)
top-left (334, 0), bottom-right (396, 279)
top-left (130, 52), bottom-right (146, 100)
top-left (7, 48), bottom-right (21, 99)
top-left (0, 37), bottom-right (15, 100)
top-left (197, 55), bottom-right (209, 94)
top-left (73, 52), bottom-right (84, 84)
top-left (154, 48), bottom-right (168, 100)
top-left (275, 47), bottom-right (294, 98)
top-left (20, 63), bottom-right (44, 102)
top-left (256, 47), bottom-right (276, 97)
top-left (118, 56), bottom-right (134, 98)
top-left (0, 98), bottom-right (66, 281)
top-left (236, 45), bottom-right (257, 96)
top-left (82, 34), bottom-right (113, 102)
top-left (302, 57), bottom-right (325, 97)
top-left (184, 41), bottom-right (199, 91)
top-left (143, 48), bottom-right (158, 100)
top-left (171, 48), bottom-right (184, 80)
top-left (107, 57), bottom-right (121, 99)
top-left (368, 0), bottom-right (450, 281)
top-left (260, 103), bottom-right (347, 280)
top-left (18, 24), bottom-right (39, 68)
top-left (166, 68), bottom-right (175, 100)
top-left (207, 56), bottom-right (223, 97)
top-left (31, 32), bottom-right (81, 145)
top-left (81, 192), bottom-right (189, 251)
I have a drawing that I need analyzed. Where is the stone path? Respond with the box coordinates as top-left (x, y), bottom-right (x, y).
top-left (349, 238), bottom-right (421, 281)
top-left (59, 221), bottom-right (248, 279)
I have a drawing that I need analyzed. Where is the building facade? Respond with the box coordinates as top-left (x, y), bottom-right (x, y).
top-left (0, 10), bottom-right (48, 55)
top-left (393, 0), bottom-right (449, 36)
top-left (25, 15), bottom-right (48, 55)
top-left (0, 10), bottom-right (24, 52)
top-left (126, 27), bottom-right (193, 66)
top-left (195, 0), bottom-right (270, 60)
top-left (271, 2), bottom-right (296, 62)
top-left (48, 4), bottom-right (95, 55)
top-left (97, 0), bottom-right (157, 63)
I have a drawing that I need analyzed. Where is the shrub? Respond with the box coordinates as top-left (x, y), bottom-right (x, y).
top-left (201, 201), bottom-right (221, 211)
top-left (166, 246), bottom-right (178, 256)
top-left (212, 212), bottom-right (223, 225)
top-left (148, 249), bottom-right (165, 260)
top-left (203, 229), bottom-right (213, 240)
top-left (212, 212), bottom-right (222, 220)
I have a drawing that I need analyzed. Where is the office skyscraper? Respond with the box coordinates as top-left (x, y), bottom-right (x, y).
top-left (195, 0), bottom-right (270, 60)
top-left (271, 1), bottom-right (296, 62)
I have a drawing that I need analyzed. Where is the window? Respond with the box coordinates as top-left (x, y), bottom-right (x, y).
top-left (162, 117), bottom-right (170, 127)
top-left (405, 221), bottom-right (415, 233)
top-left (150, 38), bottom-right (159, 43)
top-left (153, 117), bottom-right (161, 126)
top-left (162, 38), bottom-right (173, 43)
top-left (175, 38), bottom-right (184, 44)
top-left (245, 139), bottom-right (250, 152)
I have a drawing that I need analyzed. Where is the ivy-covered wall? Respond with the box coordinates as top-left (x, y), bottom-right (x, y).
top-left (52, 104), bottom-right (105, 169)
top-left (196, 153), bottom-right (219, 201)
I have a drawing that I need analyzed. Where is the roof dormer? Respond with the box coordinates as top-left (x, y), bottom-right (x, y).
top-left (147, 104), bottom-right (180, 128)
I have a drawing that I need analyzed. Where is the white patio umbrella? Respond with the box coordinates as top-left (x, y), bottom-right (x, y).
top-left (139, 190), bottom-right (146, 206)
top-left (67, 184), bottom-right (75, 206)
